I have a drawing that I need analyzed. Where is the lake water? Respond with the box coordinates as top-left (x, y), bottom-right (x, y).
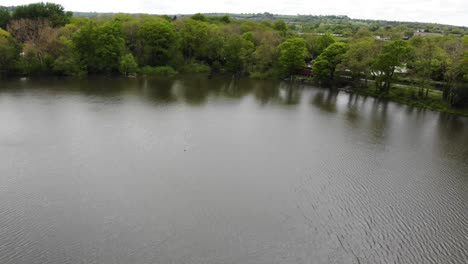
top-left (0, 75), bottom-right (467, 264)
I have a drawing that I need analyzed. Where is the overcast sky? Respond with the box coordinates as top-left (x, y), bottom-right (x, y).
top-left (2, 0), bottom-right (467, 26)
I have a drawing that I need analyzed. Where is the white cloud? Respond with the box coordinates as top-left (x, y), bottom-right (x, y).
top-left (2, 0), bottom-right (467, 26)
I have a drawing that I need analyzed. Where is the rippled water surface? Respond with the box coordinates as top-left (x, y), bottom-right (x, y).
top-left (0, 75), bottom-right (467, 264)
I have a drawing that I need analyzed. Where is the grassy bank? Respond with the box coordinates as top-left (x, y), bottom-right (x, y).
top-left (351, 84), bottom-right (468, 116)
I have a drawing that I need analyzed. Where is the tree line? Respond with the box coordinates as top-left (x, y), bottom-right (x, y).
top-left (0, 2), bottom-right (467, 108)
top-left (206, 13), bottom-right (467, 37)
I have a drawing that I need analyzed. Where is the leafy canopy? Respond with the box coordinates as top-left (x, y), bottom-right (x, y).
top-left (278, 37), bottom-right (307, 76)
top-left (13, 2), bottom-right (72, 27)
top-left (313, 42), bottom-right (348, 81)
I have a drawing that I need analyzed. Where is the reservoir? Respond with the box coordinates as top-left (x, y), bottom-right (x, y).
top-left (0, 75), bottom-right (467, 264)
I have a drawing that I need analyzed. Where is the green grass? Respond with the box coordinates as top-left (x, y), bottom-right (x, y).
top-left (179, 62), bottom-right (211, 73)
top-left (140, 66), bottom-right (178, 76)
top-left (250, 69), bottom-right (278, 79)
top-left (352, 85), bottom-right (468, 116)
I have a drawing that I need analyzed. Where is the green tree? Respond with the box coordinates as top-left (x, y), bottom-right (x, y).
top-left (138, 18), bottom-right (179, 66)
top-left (0, 29), bottom-right (20, 75)
top-left (354, 27), bottom-right (372, 39)
top-left (252, 40), bottom-right (278, 74)
top-left (273, 20), bottom-right (287, 33)
top-left (241, 31), bottom-right (255, 43)
top-left (339, 37), bottom-right (381, 86)
top-left (371, 40), bottom-right (412, 93)
top-left (53, 55), bottom-right (84, 76)
top-left (204, 25), bottom-right (225, 70)
top-left (12, 2), bottom-right (72, 27)
top-left (225, 36), bottom-right (254, 74)
top-left (278, 37), bottom-right (307, 77)
top-left (119, 53), bottom-right (138, 76)
top-left (313, 42), bottom-right (348, 81)
top-left (178, 18), bottom-right (210, 60)
top-left (240, 20), bottom-right (270, 33)
top-left (73, 20), bottom-right (125, 73)
top-left (462, 42), bottom-right (468, 82)
top-left (410, 38), bottom-right (445, 97)
top-left (52, 33), bottom-right (85, 77)
top-left (306, 33), bottom-right (336, 58)
top-left (441, 38), bottom-right (466, 106)
top-left (191, 13), bottom-right (207, 22)
top-left (249, 30), bottom-right (282, 77)
top-left (220, 15), bottom-right (231, 24)
top-left (0, 8), bottom-right (10, 29)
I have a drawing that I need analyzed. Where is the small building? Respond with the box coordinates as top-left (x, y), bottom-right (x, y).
top-left (374, 35), bottom-right (391, 41)
top-left (414, 32), bottom-right (429, 37)
top-left (298, 64), bottom-right (313, 77)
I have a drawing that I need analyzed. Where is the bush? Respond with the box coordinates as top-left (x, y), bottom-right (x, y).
top-left (409, 89), bottom-right (417, 99)
top-left (140, 66), bottom-right (177, 75)
top-left (16, 53), bottom-right (42, 75)
top-left (119, 53), bottom-right (138, 76)
top-left (53, 55), bottom-right (86, 77)
top-left (250, 69), bottom-right (278, 79)
top-left (179, 62), bottom-right (211, 73)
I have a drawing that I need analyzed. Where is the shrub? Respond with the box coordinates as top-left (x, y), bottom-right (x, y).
top-left (119, 53), bottom-right (138, 76)
top-left (140, 66), bottom-right (177, 75)
top-left (179, 62), bottom-right (211, 73)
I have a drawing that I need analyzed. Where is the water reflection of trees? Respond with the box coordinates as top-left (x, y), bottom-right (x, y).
top-left (435, 114), bottom-right (468, 160)
top-left (141, 77), bottom-right (176, 103)
top-left (0, 77), bottom-right (142, 101)
top-left (138, 75), bottom-right (306, 106)
top-left (253, 80), bottom-right (280, 104)
top-left (311, 89), bottom-right (338, 113)
top-left (217, 77), bottom-right (252, 98)
top-left (170, 75), bottom-right (253, 104)
top-left (309, 90), bottom-right (393, 146)
top-left (148, 75), bottom-right (301, 106)
top-left (344, 93), bottom-right (361, 125)
top-left (368, 99), bottom-right (389, 144)
top-left (178, 75), bottom-right (211, 105)
top-left (78, 77), bottom-right (133, 97)
top-left (278, 82), bottom-right (302, 105)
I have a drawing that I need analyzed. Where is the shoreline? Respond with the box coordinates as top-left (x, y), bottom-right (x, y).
top-left (349, 86), bottom-right (468, 117)
top-left (2, 73), bottom-right (468, 117)
top-left (296, 76), bottom-right (468, 117)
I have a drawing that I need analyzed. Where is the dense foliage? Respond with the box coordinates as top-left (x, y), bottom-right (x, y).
top-left (0, 3), bottom-right (467, 109)
top-left (12, 2), bottom-right (71, 27)
top-left (278, 37), bottom-right (307, 77)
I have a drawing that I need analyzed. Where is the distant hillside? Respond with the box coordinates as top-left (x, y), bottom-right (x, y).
top-left (2, 5), bottom-right (466, 35)
top-left (69, 11), bottom-right (466, 35)
top-left (0, 6), bottom-right (16, 11)
top-left (202, 13), bottom-right (467, 35)
top-left (72, 11), bottom-right (121, 18)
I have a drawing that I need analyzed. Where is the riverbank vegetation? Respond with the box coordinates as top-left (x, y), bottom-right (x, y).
top-left (0, 2), bottom-right (467, 113)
